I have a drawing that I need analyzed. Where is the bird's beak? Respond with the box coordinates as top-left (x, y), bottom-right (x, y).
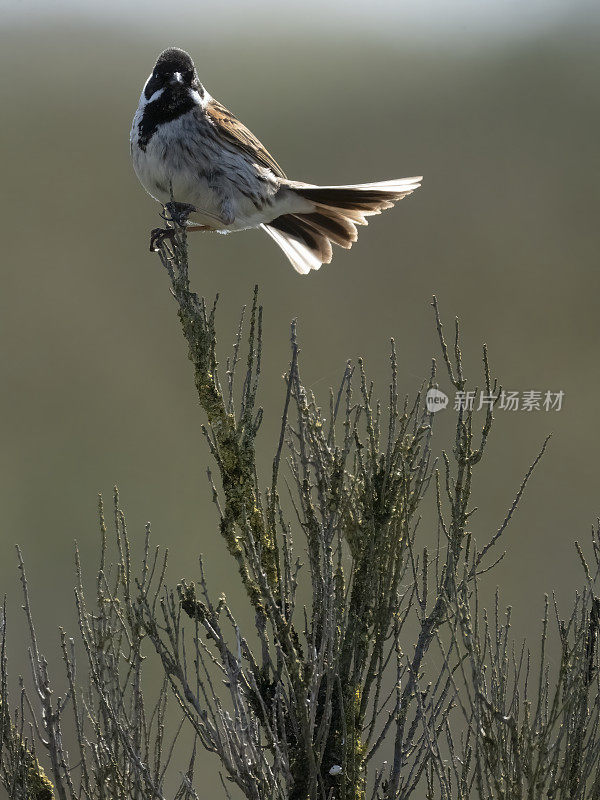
top-left (170, 72), bottom-right (183, 85)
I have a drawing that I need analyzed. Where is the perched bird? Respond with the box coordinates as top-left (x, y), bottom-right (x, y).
top-left (131, 47), bottom-right (421, 274)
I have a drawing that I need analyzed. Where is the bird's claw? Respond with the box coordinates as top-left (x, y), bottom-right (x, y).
top-left (149, 227), bottom-right (177, 252)
top-left (164, 201), bottom-right (197, 228)
top-left (151, 203), bottom-right (197, 252)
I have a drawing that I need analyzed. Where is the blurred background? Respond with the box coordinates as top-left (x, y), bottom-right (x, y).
top-left (1, 0), bottom-right (599, 795)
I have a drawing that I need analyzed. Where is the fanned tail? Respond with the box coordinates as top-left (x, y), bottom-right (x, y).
top-left (261, 177), bottom-right (422, 274)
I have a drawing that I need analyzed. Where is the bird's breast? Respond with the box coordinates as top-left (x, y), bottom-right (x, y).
top-left (131, 109), bottom-right (281, 230)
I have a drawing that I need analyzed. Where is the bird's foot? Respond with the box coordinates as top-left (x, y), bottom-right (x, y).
top-left (150, 202), bottom-right (197, 252)
top-left (163, 201), bottom-right (197, 228)
top-left (149, 226), bottom-right (178, 252)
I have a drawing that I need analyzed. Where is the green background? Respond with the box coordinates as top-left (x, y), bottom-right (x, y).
top-left (1, 3), bottom-right (599, 795)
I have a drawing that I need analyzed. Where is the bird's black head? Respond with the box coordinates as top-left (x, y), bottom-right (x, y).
top-left (136, 48), bottom-right (205, 152)
top-left (144, 47), bottom-right (202, 100)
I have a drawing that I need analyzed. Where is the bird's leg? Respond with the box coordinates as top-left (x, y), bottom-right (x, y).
top-left (164, 201), bottom-right (197, 228)
top-left (149, 202), bottom-right (217, 251)
top-left (185, 224), bottom-right (217, 232)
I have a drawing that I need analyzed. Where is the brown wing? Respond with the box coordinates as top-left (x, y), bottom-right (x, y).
top-left (206, 98), bottom-right (287, 179)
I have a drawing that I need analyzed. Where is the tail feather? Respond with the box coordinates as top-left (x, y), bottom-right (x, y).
top-left (300, 211), bottom-right (357, 249)
top-left (263, 177), bottom-right (422, 274)
top-left (313, 204), bottom-right (369, 226)
top-left (260, 222), bottom-right (324, 275)
top-left (267, 214), bottom-right (333, 265)
top-left (322, 178), bottom-right (422, 191)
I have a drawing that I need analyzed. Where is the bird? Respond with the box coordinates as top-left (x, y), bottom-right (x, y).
top-left (131, 47), bottom-right (422, 274)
